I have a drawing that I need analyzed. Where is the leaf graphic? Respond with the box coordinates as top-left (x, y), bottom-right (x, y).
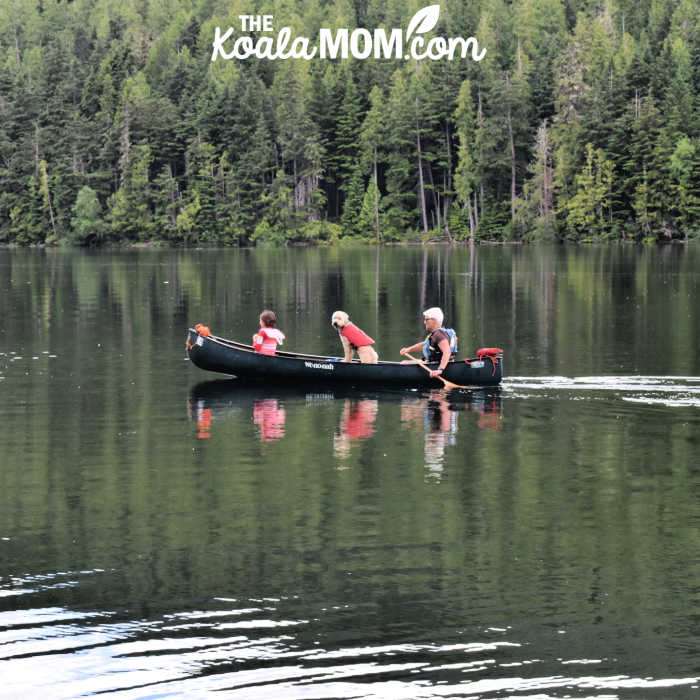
top-left (406, 5), bottom-right (440, 39)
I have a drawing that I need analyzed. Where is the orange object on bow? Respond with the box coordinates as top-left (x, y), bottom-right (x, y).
top-left (476, 347), bottom-right (503, 359)
top-left (476, 347), bottom-right (503, 376)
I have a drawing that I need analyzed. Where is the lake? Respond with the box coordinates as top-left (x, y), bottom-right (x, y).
top-left (0, 244), bottom-right (698, 699)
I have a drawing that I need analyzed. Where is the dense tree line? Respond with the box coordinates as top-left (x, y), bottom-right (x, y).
top-left (0, 0), bottom-right (698, 246)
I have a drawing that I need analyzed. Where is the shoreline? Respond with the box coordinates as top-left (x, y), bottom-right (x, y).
top-left (0, 238), bottom-right (692, 251)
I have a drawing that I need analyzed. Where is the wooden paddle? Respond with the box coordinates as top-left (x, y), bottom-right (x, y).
top-left (402, 352), bottom-right (470, 390)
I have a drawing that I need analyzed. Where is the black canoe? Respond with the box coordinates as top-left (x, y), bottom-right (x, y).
top-left (186, 328), bottom-right (503, 388)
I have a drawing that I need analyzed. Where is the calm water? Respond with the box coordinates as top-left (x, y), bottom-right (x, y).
top-left (0, 245), bottom-right (698, 699)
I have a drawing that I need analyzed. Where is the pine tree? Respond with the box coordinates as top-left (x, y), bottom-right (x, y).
top-left (454, 79), bottom-right (477, 240)
top-left (383, 69), bottom-right (416, 238)
top-left (273, 61), bottom-right (324, 235)
top-left (109, 144), bottom-right (153, 241)
top-left (183, 137), bottom-right (219, 243)
top-left (337, 64), bottom-right (365, 234)
top-left (668, 136), bottom-right (700, 236)
top-left (515, 120), bottom-right (557, 240)
top-left (566, 143), bottom-right (615, 238)
top-left (359, 85), bottom-right (386, 241)
top-left (151, 164), bottom-right (180, 241)
top-left (69, 185), bottom-right (107, 246)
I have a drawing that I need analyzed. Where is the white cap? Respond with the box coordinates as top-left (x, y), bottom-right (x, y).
top-left (423, 307), bottom-right (444, 325)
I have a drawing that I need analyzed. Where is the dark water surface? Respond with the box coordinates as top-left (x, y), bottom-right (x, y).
top-left (0, 245), bottom-right (698, 699)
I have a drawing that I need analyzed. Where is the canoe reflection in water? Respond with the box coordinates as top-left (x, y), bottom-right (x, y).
top-left (187, 382), bottom-right (502, 466)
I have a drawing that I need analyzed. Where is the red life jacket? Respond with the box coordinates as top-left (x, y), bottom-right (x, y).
top-left (340, 322), bottom-right (374, 348)
top-left (254, 327), bottom-right (285, 355)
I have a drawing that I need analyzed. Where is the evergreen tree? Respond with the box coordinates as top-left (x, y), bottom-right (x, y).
top-left (109, 144), bottom-right (153, 241)
top-left (69, 185), bottom-right (107, 246)
top-left (454, 79), bottom-right (477, 240)
top-left (0, 0), bottom-right (697, 245)
top-left (273, 61), bottom-right (324, 232)
top-left (565, 143), bottom-right (615, 238)
top-left (359, 85), bottom-right (386, 241)
top-left (383, 70), bottom-right (416, 238)
top-left (515, 120), bottom-right (557, 240)
top-left (337, 64), bottom-right (365, 235)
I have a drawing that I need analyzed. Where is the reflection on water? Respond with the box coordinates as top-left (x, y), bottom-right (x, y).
top-left (2, 246), bottom-right (699, 699)
top-left (188, 381), bottom-right (503, 475)
top-left (253, 398), bottom-right (287, 442)
top-left (194, 402), bottom-right (212, 439)
top-left (505, 375), bottom-right (700, 408)
top-left (333, 399), bottom-right (378, 462)
top-left (401, 392), bottom-right (457, 479)
top-left (3, 580), bottom-right (698, 699)
top-left (401, 390), bottom-right (502, 479)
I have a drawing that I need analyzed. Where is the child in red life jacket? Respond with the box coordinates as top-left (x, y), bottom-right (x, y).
top-left (253, 310), bottom-right (286, 356)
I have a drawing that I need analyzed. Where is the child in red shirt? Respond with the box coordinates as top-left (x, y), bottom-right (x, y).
top-left (253, 310), bottom-right (285, 356)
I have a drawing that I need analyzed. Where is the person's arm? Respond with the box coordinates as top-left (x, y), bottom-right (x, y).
top-left (429, 338), bottom-right (451, 377)
top-left (400, 341), bottom-right (424, 356)
top-left (253, 328), bottom-right (267, 351)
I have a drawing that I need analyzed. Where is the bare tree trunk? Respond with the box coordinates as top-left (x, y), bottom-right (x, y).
top-left (443, 123), bottom-right (454, 243)
top-left (443, 172), bottom-right (452, 243)
top-left (167, 163), bottom-right (178, 228)
top-left (480, 185), bottom-right (484, 223)
top-left (426, 162), bottom-right (440, 234)
top-left (506, 98), bottom-right (516, 225)
top-left (468, 201), bottom-right (476, 242)
top-left (444, 123), bottom-right (453, 191)
top-left (543, 125), bottom-right (552, 219)
top-left (477, 88), bottom-right (485, 227)
top-left (119, 114), bottom-right (131, 186)
top-left (33, 122), bottom-right (40, 174)
top-left (416, 123), bottom-right (429, 235)
top-left (39, 160), bottom-right (57, 241)
top-left (293, 158), bottom-right (298, 210)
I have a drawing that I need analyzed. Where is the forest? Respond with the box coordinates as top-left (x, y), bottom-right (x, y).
top-left (0, 0), bottom-right (698, 246)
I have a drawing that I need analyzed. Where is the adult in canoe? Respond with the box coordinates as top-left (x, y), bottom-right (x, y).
top-left (400, 307), bottom-right (457, 379)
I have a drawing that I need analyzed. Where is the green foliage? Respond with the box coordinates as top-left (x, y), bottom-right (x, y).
top-left (0, 0), bottom-right (697, 246)
top-left (109, 144), bottom-right (153, 241)
top-left (69, 186), bottom-right (107, 246)
top-left (565, 143), bottom-right (615, 239)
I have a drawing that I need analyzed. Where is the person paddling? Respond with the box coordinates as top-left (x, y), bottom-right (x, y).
top-left (400, 307), bottom-right (457, 379)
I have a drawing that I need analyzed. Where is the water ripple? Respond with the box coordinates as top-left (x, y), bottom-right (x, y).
top-left (504, 375), bottom-right (700, 408)
top-left (1, 595), bottom-right (698, 698)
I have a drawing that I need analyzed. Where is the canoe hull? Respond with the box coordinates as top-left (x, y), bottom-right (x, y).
top-left (186, 328), bottom-right (503, 388)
